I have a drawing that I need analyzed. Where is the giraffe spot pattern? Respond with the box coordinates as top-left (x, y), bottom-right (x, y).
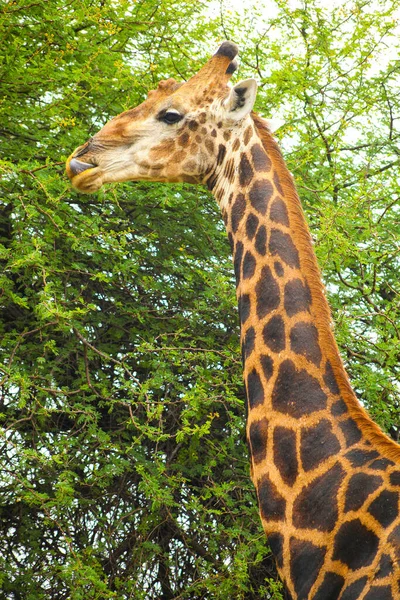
top-left (368, 490), bottom-right (399, 528)
top-left (388, 525), bottom-right (400, 553)
top-left (290, 538), bottom-right (326, 599)
top-left (233, 240), bottom-right (244, 284)
top-left (340, 577), bottom-right (368, 600)
top-left (227, 232), bottom-right (234, 252)
top-left (267, 532), bottom-right (284, 568)
top-left (263, 315), bottom-right (286, 353)
top-left (205, 138), bottom-right (215, 154)
top-left (390, 471), bottom-right (400, 486)
top-left (231, 193), bottom-right (246, 233)
top-left (249, 179), bottom-right (273, 214)
top-left (183, 159), bottom-right (197, 173)
top-left (364, 587), bottom-right (393, 600)
top-left (249, 417), bottom-right (268, 464)
top-left (377, 554), bottom-right (394, 578)
top-left (284, 278), bottom-right (312, 317)
top-left (273, 426), bottom-right (298, 486)
top-left (314, 572), bottom-right (345, 600)
top-left (269, 228), bottom-right (300, 268)
top-left (239, 152), bottom-right (253, 187)
top-left (240, 341), bottom-right (245, 367)
top-left (345, 448), bottom-right (380, 467)
top-left (369, 458), bottom-right (395, 470)
top-left (151, 139), bottom-right (176, 156)
top-left (260, 354), bottom-right (274, 381)
top-left (247, 368), bottom-right (264, 409)
top-left (258, 474), bottom-right (286, 521)
top-left (217, 144), bottom-right (226, 165)
top-left (290, 321), bottom-right (322, 366)
top-left (223, 157), bottom-right (235, 183)
top-left (206, 170), bottom-right (217, 190)
top-left (255, 265), bottom-right (280, 319)
top-left (300, 419), bottom-right (340, 472)
top-left (272, 359), bottom-right (327, 418)
top-left (323, 360), bottom-right (340, 394)
top-left (242, 250), bottom-right (256, 279)
top-left (178, 132), bottom-right (190, 147)
top-left (339, 419), bottom-right (362, 447)
top-left (274, 261), bottom-right (284, 277)
top-left (152, 161), bottom-right (166, 171)
top-left (270, 197), bottom-right (289, 226)
top-left (250, 143), bottom-right (272, 172)
top-left (331, 398), bottom-right (348, 416)
top-left (243, 326), bottom-right (255, 359)
top-left (245, 213), bottom-right (259, 240)
top-left (344, 473), bottom-right (383, 512)
top-left (215, 187), bottom-right (224, 202)
top-left (273, 171), bottom-right (284, 194)
top-left (332, 519), bottom-right (379, 570)
top-left (243, 125), bottom-right (253, 145)
top-left (239, 294), bottom-right (251, 324)
top-left (255, 224), bottom-right (267, 255)
top-left (293, 462), bottom-right (345, 532)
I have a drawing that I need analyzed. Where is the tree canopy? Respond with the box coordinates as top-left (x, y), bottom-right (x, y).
top-left (1, 0), bottom-right (399, 598)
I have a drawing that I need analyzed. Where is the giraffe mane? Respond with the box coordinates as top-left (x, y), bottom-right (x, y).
top-left (251, 112), bottom-right (400, 462)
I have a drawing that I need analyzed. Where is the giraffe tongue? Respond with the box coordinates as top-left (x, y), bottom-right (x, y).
top-left (69, 158), bottom-right (96, 177)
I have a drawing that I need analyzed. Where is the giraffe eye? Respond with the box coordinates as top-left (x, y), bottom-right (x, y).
top-left (159, 110), bottom-right (183, 124)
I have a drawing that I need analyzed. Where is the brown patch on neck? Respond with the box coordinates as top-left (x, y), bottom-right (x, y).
top-left (251, 112), bottom-right (400, 462)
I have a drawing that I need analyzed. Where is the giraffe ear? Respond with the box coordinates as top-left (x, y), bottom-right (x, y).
top-left (223, 79), bottom-right (257, 121)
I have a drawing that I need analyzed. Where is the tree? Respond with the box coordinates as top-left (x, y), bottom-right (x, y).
top-left (0, 0), bottom-right (399, 597)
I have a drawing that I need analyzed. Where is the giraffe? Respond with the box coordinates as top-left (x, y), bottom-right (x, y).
top-left (66, 42), bottom-right (400, 599)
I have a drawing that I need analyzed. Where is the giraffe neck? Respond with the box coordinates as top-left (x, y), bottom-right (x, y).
top-left (215, 115), bottom-right (358, 423)
top-left (210, 114), bottom-right (400, 598)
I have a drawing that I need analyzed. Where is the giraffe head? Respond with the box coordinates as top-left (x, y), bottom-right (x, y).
top-left (66, 42), bottom-right (257, 193)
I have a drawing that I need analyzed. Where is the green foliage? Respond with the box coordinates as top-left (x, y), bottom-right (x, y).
top-left (0, 0), bottom-right (399, 597)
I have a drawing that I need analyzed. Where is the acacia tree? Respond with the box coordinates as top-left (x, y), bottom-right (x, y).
top-left (0, 0), bottom-right (399, 598)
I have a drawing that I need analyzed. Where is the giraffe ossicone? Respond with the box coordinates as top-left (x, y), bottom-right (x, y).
top-left (67, 42), bottom-right (400, 599)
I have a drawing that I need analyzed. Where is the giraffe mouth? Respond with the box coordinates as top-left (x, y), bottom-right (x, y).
top-left (66, 154), bottom-right (103, 194)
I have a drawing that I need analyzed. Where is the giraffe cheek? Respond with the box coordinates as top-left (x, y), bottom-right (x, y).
top-left (149, 138), bottom-right (177, 160)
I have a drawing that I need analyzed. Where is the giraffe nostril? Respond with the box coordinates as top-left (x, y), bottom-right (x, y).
top-left (69, 158), bottom-right (96, 177)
